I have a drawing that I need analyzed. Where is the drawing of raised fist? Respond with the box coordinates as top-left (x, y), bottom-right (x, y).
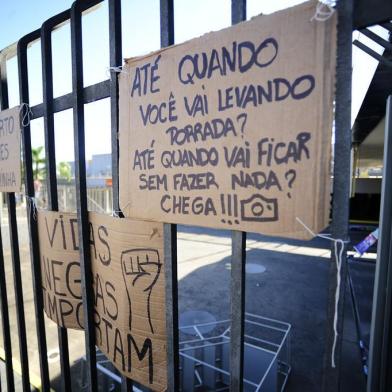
top-left (121, 248), bottom-right (161, 334)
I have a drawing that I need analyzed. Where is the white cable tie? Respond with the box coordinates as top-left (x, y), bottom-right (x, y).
top-left (296, 217), bottom-right (348, 368)
top-left (112, 201), bottom-right (132, 217)
top-left (310, 0), bottom-right (336, 22)
top-left (107, 66), bottom-right (128, 78)
top-left (112, 209), bottom-right (121, 218)
top-left (20, 103), bottom-right (33, 127)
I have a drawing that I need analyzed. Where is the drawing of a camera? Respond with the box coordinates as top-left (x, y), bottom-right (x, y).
top-left (240, 194), bottom-right (278, 222)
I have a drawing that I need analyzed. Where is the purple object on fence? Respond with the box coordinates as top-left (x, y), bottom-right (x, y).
top-left (354, 228), bottom-right (379, 255)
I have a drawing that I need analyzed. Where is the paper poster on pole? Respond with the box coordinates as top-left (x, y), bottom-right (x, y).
top-left (0, 106), bottom-right (21, 192)
top-left (119, 1), bottom-right (337, 239)
top-left (37, 210), bottom-right (167, 391)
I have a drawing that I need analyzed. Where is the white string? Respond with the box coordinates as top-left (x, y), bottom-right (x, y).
top-left (296, 217), bottom-right (348, 368)
top-left (26, 196), bottom-right (38, 221)
top-left (20, 103), bottom-right (33, 127)
top-left (310, 0), bottom-right (336, 22)
top-left (331, 237), bottom-right (344, 368)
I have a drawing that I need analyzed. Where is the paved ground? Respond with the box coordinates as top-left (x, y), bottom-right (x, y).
top-left (177, 226), bottom-right (374, 392)
top-left (0, 208), bottom-right (375, 391)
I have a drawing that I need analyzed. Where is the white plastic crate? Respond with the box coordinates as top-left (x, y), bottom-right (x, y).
top-left (179, 313), bottom-right (291, 392)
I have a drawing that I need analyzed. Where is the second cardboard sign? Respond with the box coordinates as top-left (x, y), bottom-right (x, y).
top-left (38, 210), bottom-right (166, 391)
top-left (0, 106), bottom-right (22, 192)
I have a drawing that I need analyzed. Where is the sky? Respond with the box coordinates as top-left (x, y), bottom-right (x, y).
top-left (0, 0), bottom-right (389, 163)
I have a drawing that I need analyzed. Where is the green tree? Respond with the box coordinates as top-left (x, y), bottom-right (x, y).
top-left (31, 146), bottom-right (46, 181)
top-left (32, 146), bottom-right (72, 182)
top-left (57, 161), bottom-right (72, 182)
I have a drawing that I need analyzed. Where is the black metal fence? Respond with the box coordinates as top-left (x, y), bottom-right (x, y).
top-left (0, 0), bottom-right (391, 391)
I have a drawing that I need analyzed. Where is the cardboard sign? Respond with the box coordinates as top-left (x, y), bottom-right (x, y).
top-left (37, 210), bottom-right (82, 329)
top-left (119, 1), bottom-right (336, 239)
top-left (0, 106), bottom-right (21, 192)
top-left (37, 210), bottom-right (167, 391)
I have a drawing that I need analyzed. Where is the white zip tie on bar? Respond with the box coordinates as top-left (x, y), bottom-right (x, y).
top-left (310, 0), bottom-right (336, 22)
top-left (296, 217), bottom-right (348, 368)
top-left (112, 201), bottom-right (132, 217)
top-left (26, 196), bottom-right (38, 221)
top-left (106, 66), bottom-right (128, 78)
top-left (20, 103), bottom-right (33, 127)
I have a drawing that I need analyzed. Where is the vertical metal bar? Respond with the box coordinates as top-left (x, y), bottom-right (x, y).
top-left (7, 193), bottom-right (30, 392)
top-left (163, 223), bottom-right (179, 392)
top-left (107, 0), bottom-right (133, 389)
top-left (160, 0), bottom-right (174, 49)
top-left (0, 66), bottom-right (14, 390)
top-left (0, 217), bottom-right (14, 392)
top-left (231, 0), bottom-right (246, 25)
top-left (1, 71), bottom-right (31, 391)
top-left (322, 1), bottom-right (353, 391)
top-left (230, 231), bottom-right (246, 391)
top-left (230, 2), bottom-right (246, 391)
top-left (70, 2), bottom-right (98, 390)
top-left (41, 18), bottom-right (72, 392)
top-left (17, 30), bottom-right (51, 392)
top-left (109, 0), bottom-right (122, 215)
top-left (160, 1), bottom-right (179, 391)
top-left (367, 96), bottom-right (392, 392)
top-left (0, 58), bottom-right (16, 392)
top-left (2, 47), bottom-right (31, 392)
top-left (41, 25), bottom-right (58, 209)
